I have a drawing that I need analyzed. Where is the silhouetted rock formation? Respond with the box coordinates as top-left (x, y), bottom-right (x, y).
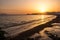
top-left (0, 28), bottom-right (7, 40)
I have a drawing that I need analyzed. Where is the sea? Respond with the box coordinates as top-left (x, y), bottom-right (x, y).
top-left (0, 15), bottom-right (60, 40)
top-left (0, 15), bottom-right (56, 28)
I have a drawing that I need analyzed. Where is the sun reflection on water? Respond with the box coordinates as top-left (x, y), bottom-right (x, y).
top-left (41, 15), bottom-right (45, 21)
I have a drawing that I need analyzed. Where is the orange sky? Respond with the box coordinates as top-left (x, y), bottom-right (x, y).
top-left (0, 0), bottom-right (60, 14)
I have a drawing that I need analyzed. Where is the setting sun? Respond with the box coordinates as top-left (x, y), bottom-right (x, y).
top-left (36, 4), bottom-right (48, 14)
top-left (40, 7), bottom-right (46, 13)
top-left (39, 5), bottom-right (48, 13)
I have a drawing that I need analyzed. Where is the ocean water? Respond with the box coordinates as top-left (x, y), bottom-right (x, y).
top-left (0, 15), bottom-right (55, 29)
top-left (0, 15), bottom-right (42, 28)
top-left (0, 15), bottom-right (57, 38)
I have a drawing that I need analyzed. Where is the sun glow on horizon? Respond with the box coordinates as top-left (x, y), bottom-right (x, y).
top-left (39, 5), bottom-right (48, 13)
top-left (35, 4), bottom-right (49, 14)
top-left (40, 7), bottom-right (47, 13)
top-left (0, 0), bottom-right (60, 14)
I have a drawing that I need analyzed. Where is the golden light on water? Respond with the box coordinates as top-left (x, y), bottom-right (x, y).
top-left (41, 15), bottom-right (45, 19)
top-left (41, 15), bottom-right (45, 21)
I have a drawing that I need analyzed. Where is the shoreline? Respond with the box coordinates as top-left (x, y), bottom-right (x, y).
top-left (9, 15), bottom-right (60, 40)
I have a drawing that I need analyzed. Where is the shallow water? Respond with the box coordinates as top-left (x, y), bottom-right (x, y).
top-left (0, 15), bottom-right (57, 38)
top-left (0, 15), bottom-right (55, 28)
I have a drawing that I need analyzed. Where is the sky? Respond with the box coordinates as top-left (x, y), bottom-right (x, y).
top-left (0, 0), bottom-right (60, 14)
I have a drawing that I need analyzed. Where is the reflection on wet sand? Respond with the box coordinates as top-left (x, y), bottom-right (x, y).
top-left (41, 15), bottom-right (45, 21)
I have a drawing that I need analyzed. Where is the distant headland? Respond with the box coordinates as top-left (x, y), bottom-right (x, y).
top-left (0, 12), bottom-right (60, 16)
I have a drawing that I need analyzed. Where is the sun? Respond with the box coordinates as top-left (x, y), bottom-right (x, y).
top-left (40, 7), bottom-right (46, 13)
top-left (36, 4), bottom-right (48, 13)
top-left (39, 5), bottom-right (47, 13)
